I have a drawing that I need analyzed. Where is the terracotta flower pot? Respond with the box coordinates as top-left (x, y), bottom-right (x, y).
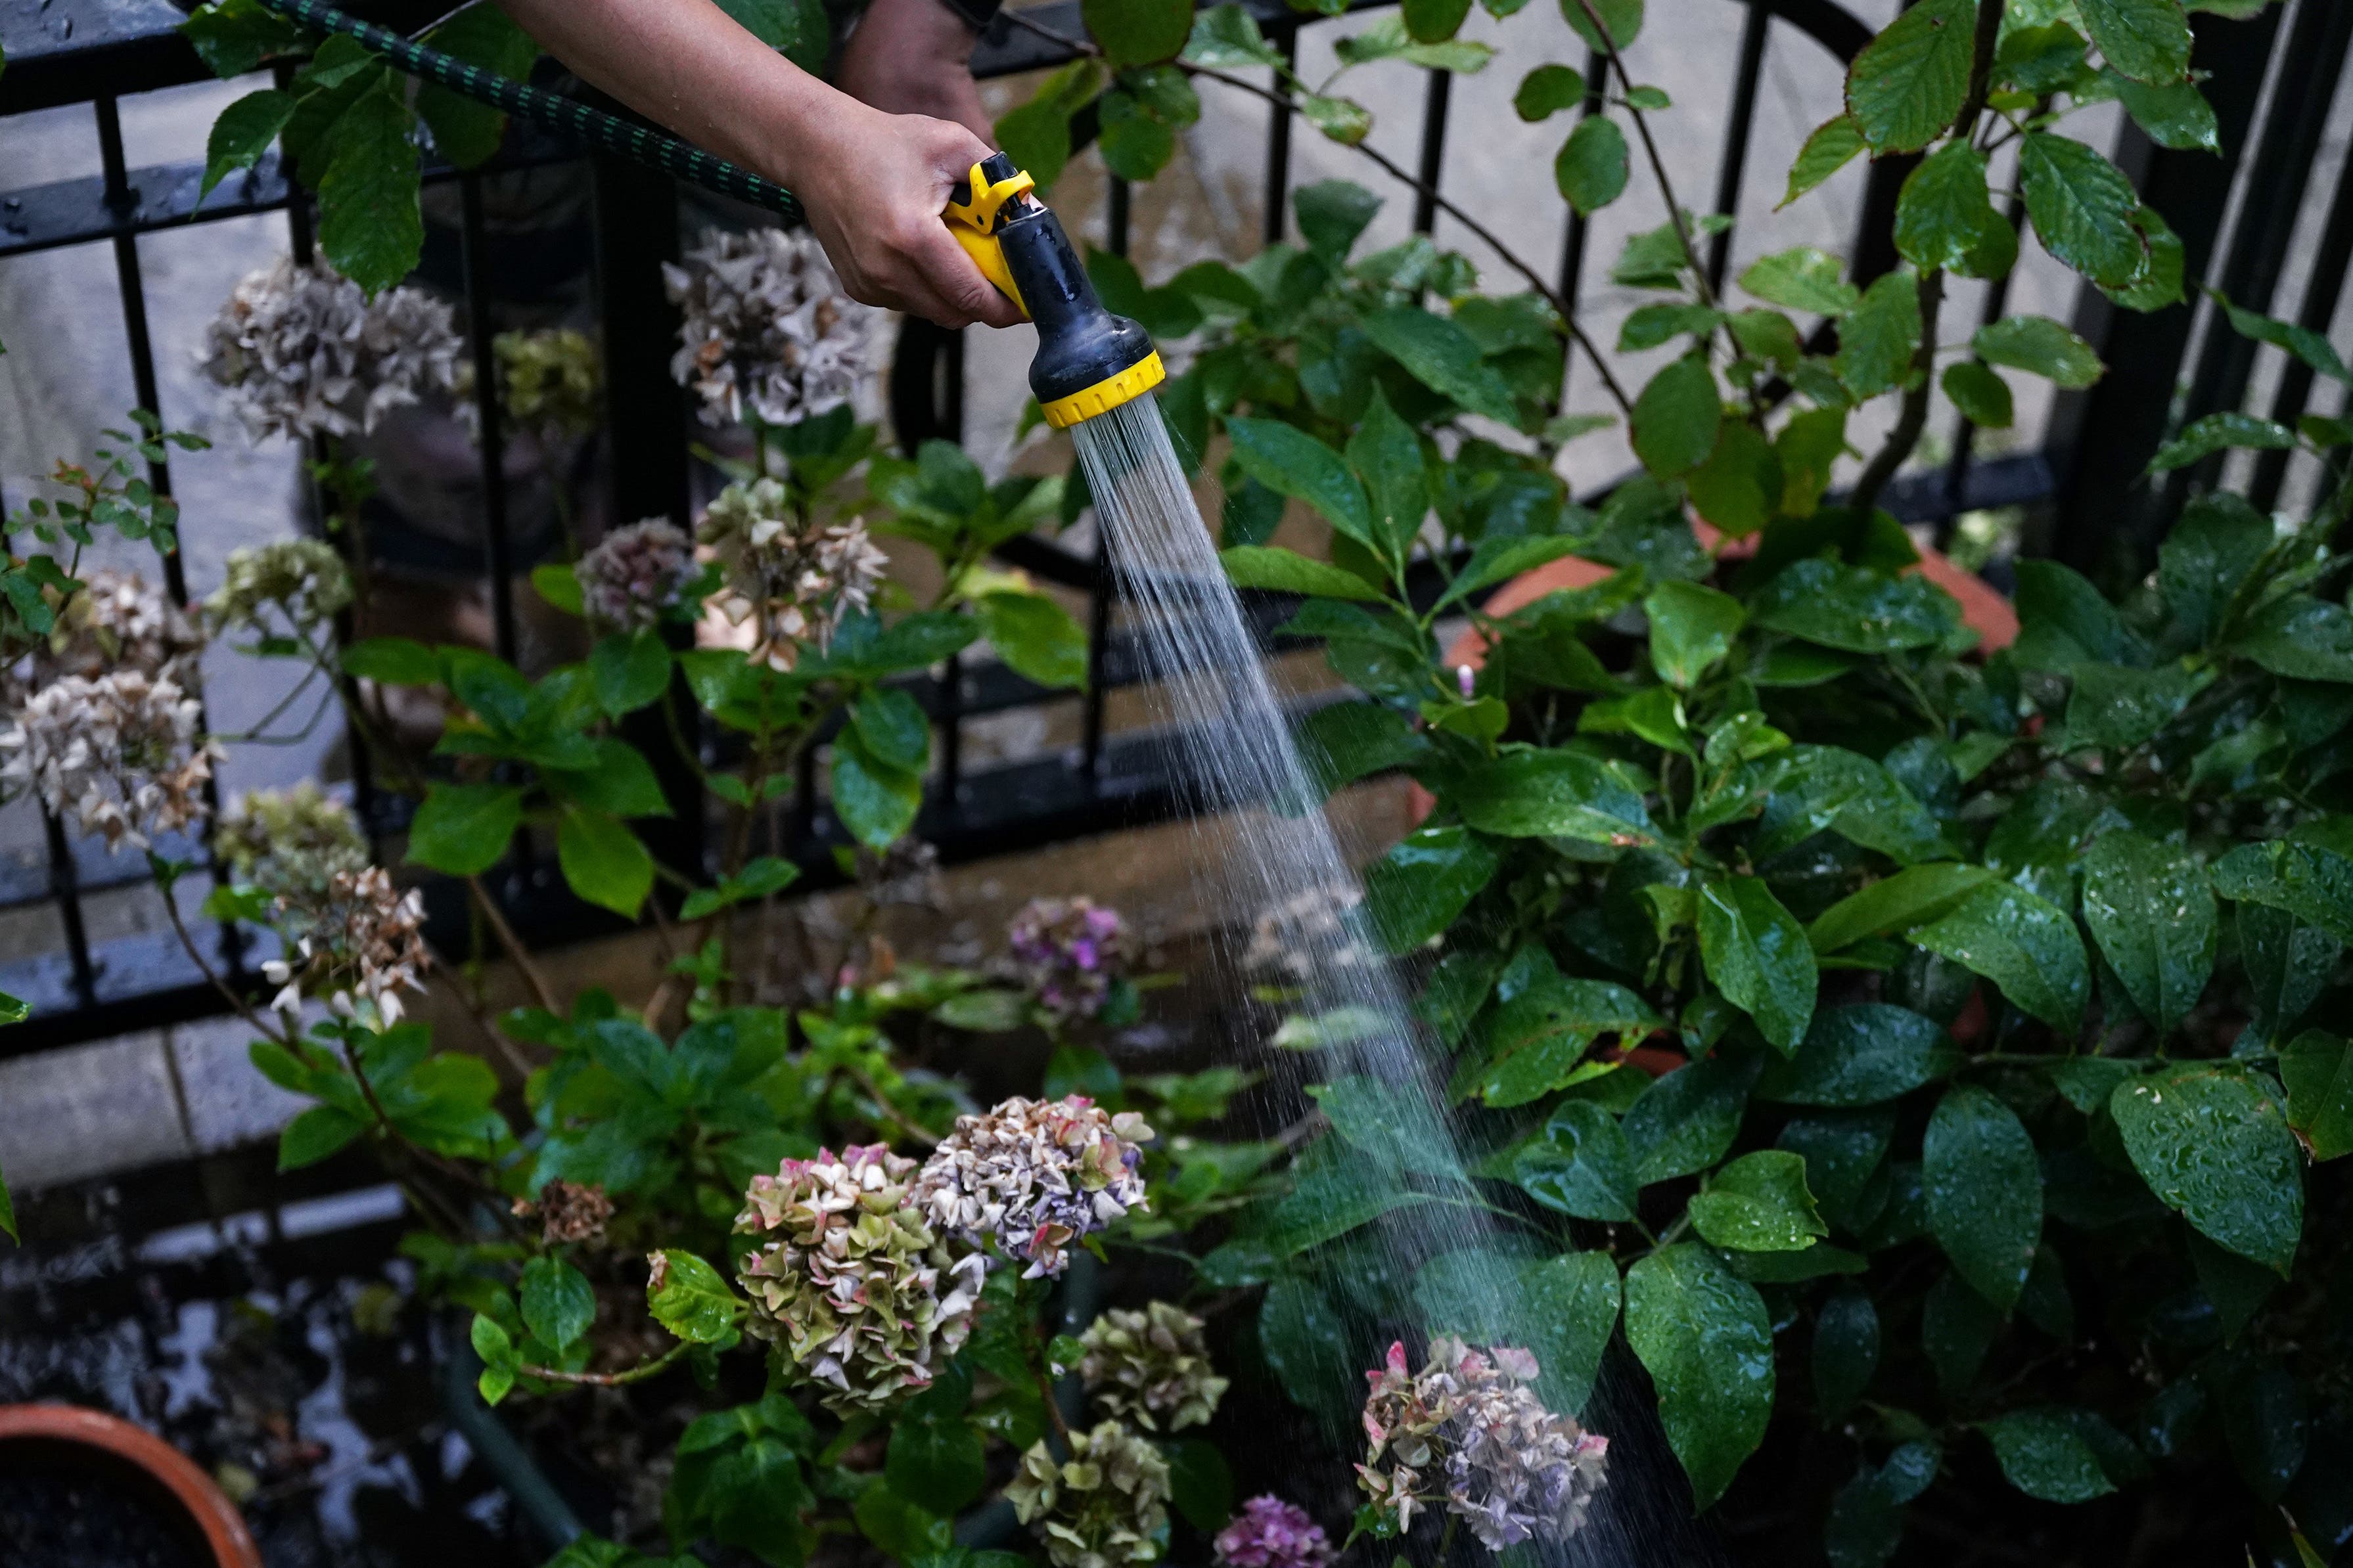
top-left (0, 1404), bottom-right (263, 1568)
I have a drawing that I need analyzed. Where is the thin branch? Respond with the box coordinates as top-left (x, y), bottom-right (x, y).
top-left (159, 881), bottom-right (294, 1047)
top-left (846, 1062), bottom-right (940, 1147)
top-left (1846, 0), bottom-right (2005, 521)
top-left (1570, 0), bottom-right (1715, 309)
top-left (516, 1341), bottom-right (691, 1388)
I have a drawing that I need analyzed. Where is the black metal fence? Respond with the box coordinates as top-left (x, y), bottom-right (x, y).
top-left (1, 0), bottom-right (2348, 1056)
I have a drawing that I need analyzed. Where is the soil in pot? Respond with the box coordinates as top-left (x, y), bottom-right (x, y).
top-left (0, 1448), bottom-right (205, 1568)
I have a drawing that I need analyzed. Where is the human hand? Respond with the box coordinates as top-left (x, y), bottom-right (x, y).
top-left (795, 104), bottom-right (1026, 331)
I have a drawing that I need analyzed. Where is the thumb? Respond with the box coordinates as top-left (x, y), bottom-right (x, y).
top-left (912, 217), bottom-right (1028, 330)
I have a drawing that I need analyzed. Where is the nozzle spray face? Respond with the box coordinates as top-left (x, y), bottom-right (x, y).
top-left (942, 154), bottom-right (1164, 428)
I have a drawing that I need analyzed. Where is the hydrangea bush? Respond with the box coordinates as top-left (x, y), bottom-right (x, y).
top-left (0, 0), bottom-right (2340, 1564)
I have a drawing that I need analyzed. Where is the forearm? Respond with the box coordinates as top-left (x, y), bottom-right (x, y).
top-left (495, 0), bottom-right (850, 191)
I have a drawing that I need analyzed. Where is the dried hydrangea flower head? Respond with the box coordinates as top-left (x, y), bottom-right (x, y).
top-left (1243, 882), bottom-right (1374, 986)
top-left (0, 671), bottom-right (219, 851)
top-left (1008, 896), bottom-right (1131, 1022)
top-left (456, 326), bottom-right (603, 445)
top-left (733, 1143), bottom-right (986, 1413)
top-left (216, 783), bottom-right (369, 901)
top-left (1357, 1337), bottom-right (1609, 1549)
top-left (11, 569), bottom-right (204, 698)
top-left (1007, 1419), bottom-right (1171, 1568)
top-left (1212, 1496), bottom-right (1333, 1568)
top-left (1079, 1301), bottom-right (1228, 1431)
top-left (200, 256), bottom-right (463, 442)
top-left (574, 518), bottom-right (698, 633)
top-left (205, 539), bottom-right (354, 638)
top-left (261, 866), bottom-right (430, 1026)
top-left (664, 227), bottom-right (873, 428)
top-left (697, 477), bottom-right (888, 671)
top-left (911, 1094), bottom-right (1153, 1279)
top-left (521, 1178), bottom-right (614, 1245)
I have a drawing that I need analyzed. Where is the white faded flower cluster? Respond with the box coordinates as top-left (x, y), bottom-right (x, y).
top-left (1357, 1337), bottom-right (1609, 1550)
top-left (261, 865), bottom-right (430, 1027)
top-left (0, 669), bottom-right (219, 851)
top-left (911, 1094), bottom-right (1154, 1280)
top-left (200, 256), bottom-right (462, 442)
top-left (216, 782), bottom-right (369, 901)
top-left (204, 538), bottom-right (354, 638)
top-left (697, 478), bottom-right (888, 671)
top-left (1007, 1420), bottom-right (1172, 1568)
top-left (573, 518), bottom-right (698, 633)
top-left (1243, 882), bottom-right (1377, 986)
top-left (17, 568), bottom-right (205, 695)
top-left (1079, 1300), bottom-right (1228, 1431)
top-left (664, 227), bottom-right (874, 429)
top-left (734, 1142), bottom-right (987, 1413)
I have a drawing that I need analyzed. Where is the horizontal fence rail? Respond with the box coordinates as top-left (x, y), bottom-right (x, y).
top-left (3, 0), bottom-right (2350, 1056)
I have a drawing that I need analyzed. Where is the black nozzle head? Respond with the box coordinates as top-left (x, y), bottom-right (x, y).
top-left (993, 200), bottom-right (1157, 414)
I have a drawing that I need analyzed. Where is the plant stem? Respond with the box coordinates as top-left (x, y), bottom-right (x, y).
top-left (846, 1062), bottom-right (940, 1146)
top-left (1846, 0), bottom-right (2005, 521)
top-left (516, 1340), bottom-right (691, 1387)
top-left (1569, 0), bottom-right (1716, 309)
top-left (158, 882), bottom-right (294, 1046)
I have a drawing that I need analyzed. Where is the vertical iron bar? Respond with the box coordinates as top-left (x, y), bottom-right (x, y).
top-left (2251, 138), bottom-right (2353, 512)
top-left (936, 327), bottom-right (966, 816)
top-left (1705, 1), bottom-right (1770, 297)
top-left (1263, 22), bottom-right (1297, 245)
top-left (1555, 47), bottom-right (1609, 402)
top-left (43, 811), bottom-right (101, 1009)
top-left (1411, 69), bottom-right (1451, 236)
top-left (2173, 0), bottom-right (2352, 503)
top-left (458, 173), bottom-right (518, 667)
top-left (1107, 176), bottom-right (1130, 258)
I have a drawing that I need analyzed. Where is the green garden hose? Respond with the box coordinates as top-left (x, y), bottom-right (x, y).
top-left (250, 0), bottom-right (804, 222)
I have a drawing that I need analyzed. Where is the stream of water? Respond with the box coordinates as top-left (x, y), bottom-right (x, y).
top-left (1072, 395), bottom-right (1723, 1565)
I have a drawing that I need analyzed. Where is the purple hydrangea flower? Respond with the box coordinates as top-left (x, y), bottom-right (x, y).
top-left (1008, 896), bottom-right (1132, 1022)
top-left (1213, 1496), bottom-right (1333, 1568)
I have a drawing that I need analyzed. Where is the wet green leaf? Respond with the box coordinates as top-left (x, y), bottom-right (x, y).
top-left (1515, 1100), bottom-right (1639, 1221)
top-left (1782, 115), bottom-right (1866, 208)
top-left (1625, 1244), bottom-right (1774, 1508)
top-left (2080, 830), bottom-right (2215, 1038)
top-left (1925, 1086), bottom-right (2044, 1309)
top-left (2021, 132), bottom-right (2147, 290)
top-left (1973, 315), bottom-right (2105, 386)
top-left (407, 782), bottom-right (523, 877)
top-left (1978, 1408), bottom-right (2122, 1503)
top-left (522, 1255), bottom-right (595, 1351)
top-left (2111, 1062), bottom-right (2303, 1273)
top-left (1624, 1052), bottom-right (1759, 1183)
top-left (1751, 558), bottom-right (1959, 654)
top-left (647, 1250), bottom-right (746, 1344)
top-left (1911, 882), bottom-right (2090, 1034)
top-left (1739, 247), bottom-right (1858, 317)
top-left (1846, 0), bottom-right (1976, 153)
top-left (1812, 1290), bottom-right (1880, 1420)
top-left (1691, 1150), bottom-right (1828, 1251)
top-left (2281, 1030), bottom-right (2353, 1160)
top-left (1699, 877), bottom-right (1817, 1054)
top-left (2078, 0), bottom-right (2191, 84)
top-left (1555, 116), bottom-right (1630, 215)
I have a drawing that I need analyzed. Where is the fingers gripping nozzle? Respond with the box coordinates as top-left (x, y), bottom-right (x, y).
top-left (942, 152), bottom-right (1164, 428)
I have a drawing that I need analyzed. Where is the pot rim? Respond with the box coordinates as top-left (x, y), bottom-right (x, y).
top-left (0, 1402), bottom-right (263, 1568)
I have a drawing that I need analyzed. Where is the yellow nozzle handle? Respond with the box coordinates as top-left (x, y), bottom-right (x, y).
top-left (942, 160), bottom-right (1036, 318)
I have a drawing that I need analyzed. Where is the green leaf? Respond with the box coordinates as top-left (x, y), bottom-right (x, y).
top-left (1515, 1100), bottom-right (1639, 1221)
top-left (181, 0), bottom-right (308, 78)
top-left (2065, 661), bottom-right (2204, 750)
top-left (1751, 558), bottom-right (1958, 653)
top-left (1443, 747), bottom-right (1657, 846)
top-left (1911, 882), bottom-right (2089, 1034)
top-left (1942, 361), bottom-right (2015, 428)
top-left (648, 1250), bottom-right (746, 1344)
top-left (2115, 73), bottom-right (2218, 151)
top-left (1224, 416), bottom-right (1373, 546)
top-left (1973, 315), bottom-right (2105, 387)
top-left (978, 591), bottom-right (1087, 690)
top-left (201, 89), bottom-right (296, 202)
top-left (1164, 1440), bottom-right (1234, 1533)
top-left (2233, 594), bottom-right (2353, 682)
top-left (2111, 1062), bottom-right (2304, 1273)
top-left (1347, 389), bottom-right (1432, 564)
top-left (2078, 0), bottom-right (2192, 83)
top-left (887, 1412), bottom-right (986, 1516)
top-left (855, 1483), bottom-right (950, 1561)
top-left (2020, 132), bottom-right (2148, 290)
top-left (406, 782), bottom-right (522, 876)
top-left (1690, 1150), bottom-right (1828, 1252)
top-left (831, 730), bottom-right (923, 851)
top-left (1467, 970), bottom-right (1662, 1108)
top-left (317, 79), bottom-right (423, 299)
top-left (2211, 290), bottom-right (2352, 383)
top-left (417, 5), bottom-right (540, 166)
top-left (1896, 143), bottom-right (2001, 274)
top-left (2239, 904), bottom-right (2339, 1046)
top-left (994, 59), bottom-right (1107, 190)
top-left (1699, 877), bottom-right (1817, 1054)
top-left (2148, 410), bottom-right (2298, 473)
top-left (1555, 116), bottom-right (1630, 215)
top-left (1810, 864), bottom-right (1998, 953)
top-left (1185, 5), bottom-right (1285, 68)
top-left (471, 1313), bottom-right (520, 1405)
top-left (342, 635), bottom-right (442, 685)
top-left (1686, 420), bottom-right (1783, 537)
top-left (1561, 0), bottom-right (1644, 49)
top-left (1294, 179), bottom-right (1383, 265)
top-left (1258, 1276), bottom-right (1359, 1418)
top-left (1298, 93), bottom-right (1373, 146)
top-left (0, 1162), bottom-right (13, 1243)
top-left (1782, 115), bottom-right (1866, 208)
top-left (1630, 355), bottom-right (1722, 478)
top-left (278, 1104), bottom-right (366, 1171)
top-left (1515, 62), bottom-right (1589, 120)
top-left (1924, 1086), bottom-right (2043, 1309)
top-left (1645, 581), bottom-right (1745, 688)
top-left (850, 688), bottom-right (930, 775)
top-left (1624, 1052), bottom-right (1758, 1183)
top-left (2080, 830), bottom-right (2215, 1039)
top-left (1835, 271), bottom-right (1925, 399)
top-left (1979, 1409), bottom-right (2120, 1503)
top-left (1812, 1291), bottom-right (1880, 1421)
top-left (1083, 0), bottom-right (1193, 64)
top-left (1846, 0), bottom-right (1977, 153)
top-left (557, 810), bottom-right (653, 918)
top-left (1414, 1249), bottom-right (1622, 1414)
top-left (2212, 822), bottom-right (2353, 945)
top-left (1358, 306), bottom-right (1524, 426)
top-left (1361, 824), bottom-right (1499, 954)
top-left (1739, 246), bottom-right (1858, 317)
top-left (522, 1255), bottom-right (595, 1351)
top-left (1758, 1004), bottom-right (1959, 1106)
top-left (591, 631), bottom-right (670, 718)
top-left (2280, 1030), bottom-right (2353, 1160)
top-left (715, 0), bottom-right (831, 65)
top-left (1625, 1244), bottom-right (1774, 1510)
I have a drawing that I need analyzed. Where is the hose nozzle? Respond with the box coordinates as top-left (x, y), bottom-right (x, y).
top-left (944, 154), bottom-right (1163, 429)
